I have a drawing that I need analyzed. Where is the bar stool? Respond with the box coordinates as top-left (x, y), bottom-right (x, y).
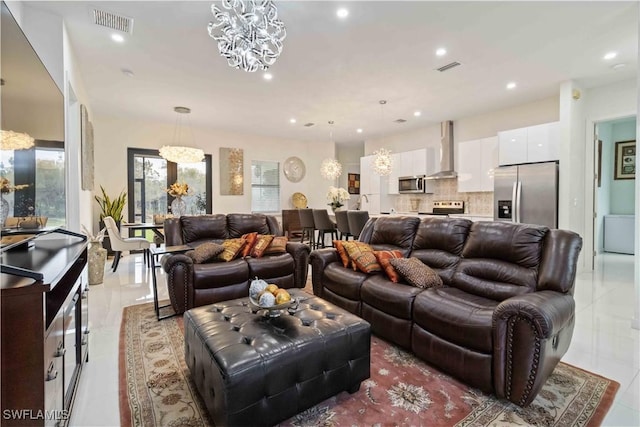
top-left (313, 209), bottom-right (338, 248)
top-left (347, 211), bottom-right (370, 240)
top-left (334, 210), bottom-right (353, 240)
top-left (298, 208), bottom-right (317, 249)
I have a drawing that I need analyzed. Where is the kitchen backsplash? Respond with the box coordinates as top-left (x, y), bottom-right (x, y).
top-left (394, 179), bottom-right (494, 215)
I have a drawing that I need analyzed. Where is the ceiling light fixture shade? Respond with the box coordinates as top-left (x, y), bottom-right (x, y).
top-left (372, 148), bottom-right (393, 176)
top-left (208, 0), bottom-right (286, 72)
top-left (1, 130), bottom-right (35, 150)
top-left (159, 107), bottom-right (204, 164)
top-left (320, 158), bottom-right (342, 180)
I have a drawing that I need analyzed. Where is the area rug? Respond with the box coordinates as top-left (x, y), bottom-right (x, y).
top-left (120, 302), bottom-right (619, 427)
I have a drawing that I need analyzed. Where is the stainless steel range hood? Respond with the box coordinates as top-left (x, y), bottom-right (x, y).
top-left (426, 120), bottom-right (457, 180)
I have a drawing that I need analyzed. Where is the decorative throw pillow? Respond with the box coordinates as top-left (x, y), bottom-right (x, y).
top-left (264, 236), bottom-right (288, 255)
top-left (251, 234), bottom-right (275, 258)
top-left (342, 241), bottom-right (380, 273)
top-left (374, 250), bottom-right (404, 282)
top-left (241, 232), bottom-right (259, 257)
top-left (185, 242), bottom-right (224, 264)
top-left (389, 257), bottom-right (443, 289)
top-left (333, 240), bottom-right (351, 268)
top-left (218, 238), bottom-right (247, 262)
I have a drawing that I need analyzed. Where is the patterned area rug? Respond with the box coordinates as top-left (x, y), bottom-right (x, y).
top-left (120, 302), bottom-right (619, 427)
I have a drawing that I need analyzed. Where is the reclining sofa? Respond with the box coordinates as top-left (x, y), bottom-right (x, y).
top-left (310, 216), bottom-right (582, 406)
top-left (162, 214), bottom-right (310, 314)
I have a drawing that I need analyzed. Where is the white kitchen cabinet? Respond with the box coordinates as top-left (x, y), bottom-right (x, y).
top-left (387, 152), bottom-right (402, 195)
top-left (498, 121), bottom-right (559, 165)
top-left (458, 136), bottom-right (498, 192)
top-left (360, 155), bottom-right (382, 213)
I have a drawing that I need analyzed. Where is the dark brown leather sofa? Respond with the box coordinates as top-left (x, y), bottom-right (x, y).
top-left (310, 216), bottom-right (582, 406)
top-left (162, 214), bottom-right (310, 314)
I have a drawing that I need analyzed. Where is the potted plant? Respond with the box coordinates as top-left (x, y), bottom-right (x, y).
top-left (95, 186), bottom-right (126, 255)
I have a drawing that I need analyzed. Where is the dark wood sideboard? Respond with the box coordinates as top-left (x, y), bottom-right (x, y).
top-left (1, 230), bottom-right (89, 426)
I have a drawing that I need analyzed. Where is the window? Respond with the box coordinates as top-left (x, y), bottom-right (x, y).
top-left (251, 160), bottom-right (280, 213)
top-left (127, 148), bottom-right (212, 224)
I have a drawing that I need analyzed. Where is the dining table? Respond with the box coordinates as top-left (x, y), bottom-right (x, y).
top-left (121, 222), bottom-right (165, 245)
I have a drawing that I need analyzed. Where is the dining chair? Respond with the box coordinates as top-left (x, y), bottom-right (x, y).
top-left (103, 216), bottom-right (151, 272)
top-left (334, 210), bottom-right (352, 240)
top-left (313, 209), bottom-right (338, 248)
top-left (347, 210), bottom-right (370, 240)
top-left (298, 208), bottom-right (317, 249)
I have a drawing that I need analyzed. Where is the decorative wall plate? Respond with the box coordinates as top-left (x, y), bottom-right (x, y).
top-left (283, 156), bottom-right (306, 182)
top-left (292, 192), bottom-right (308, 208)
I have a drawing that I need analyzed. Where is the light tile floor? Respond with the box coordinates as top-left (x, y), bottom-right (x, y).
top-left (70, 253), bottom-right (640, 426)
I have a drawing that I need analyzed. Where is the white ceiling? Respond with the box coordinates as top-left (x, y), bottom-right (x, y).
top-left (31, 1), bottom-right (638, 144)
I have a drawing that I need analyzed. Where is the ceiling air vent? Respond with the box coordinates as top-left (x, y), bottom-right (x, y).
top-left (436, 61), bottom-right (461, 72)
top-left (93, 9), bottom-right (134, 34)
top-left (303, 122), bottom-right (315, 127)
top-left (394, 119), bottom-right (407, 123)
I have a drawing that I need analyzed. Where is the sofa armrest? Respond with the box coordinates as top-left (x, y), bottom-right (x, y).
top-left (492, 291), bottom-right (575, 406)
top-left (285, 241), bottom-right (310, 288)
top-left (309, 249), bottom-right (340, 297)
top-left (161, 254), bottom-right (194, 314)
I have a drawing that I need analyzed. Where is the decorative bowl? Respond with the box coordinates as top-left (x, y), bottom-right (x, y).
top-left (248, 295), bottom-right (298, 317)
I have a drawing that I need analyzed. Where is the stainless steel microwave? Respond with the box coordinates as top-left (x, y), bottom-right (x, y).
top-left (399, 175), bottom-right (427, 193)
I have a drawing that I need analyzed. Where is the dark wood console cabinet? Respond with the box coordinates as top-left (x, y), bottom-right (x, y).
top-left (1, 231), bottom-right (88, 426)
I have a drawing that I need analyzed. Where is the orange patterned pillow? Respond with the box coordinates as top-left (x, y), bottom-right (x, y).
top-left (218, 238), bottom-right (247, 262)
top-left (264, 236), bottom-right (288, 255)
top-left (251, 234), bottom-right (275, 258)
top-left (333, 240), bottom-right (351, 268)
top-left (241, 232), bottom-right (259, 257)
top-left (342, 241), bottom-right (380, 273)
top-left (374, 250), bottom-right (404, 282)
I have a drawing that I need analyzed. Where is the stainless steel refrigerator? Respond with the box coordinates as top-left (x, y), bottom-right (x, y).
top-left (493, 161), bottom-right (558, 229)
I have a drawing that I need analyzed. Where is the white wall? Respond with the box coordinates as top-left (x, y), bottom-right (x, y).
top-left (93, 114), bottom-right (333, 226)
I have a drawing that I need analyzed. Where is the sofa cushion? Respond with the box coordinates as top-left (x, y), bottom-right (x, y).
top-left (218, 238), bottom-right (247, 262)
top-left (264, 236), bottom-right (288, 255)
top-left (192, 259), bottom-right (249, 290)
top-left (361, 275), bottom-right (423, 319)
top-left (185, 242), bottom-right (225, 264)
top-left (241, 232), bottom-right (259, 257)
top-left (374, 250), bottom-right (404, 283)
top-left (368, 216), bottom-right (420, 255)
top-left (389, 257), bottom-right (443, 289)
top-left (246, 253), bottom-right (294, 281)
top-left (413, 287), bottom-right (497, 353)
top-left (181, 214), bottom-right (229, 243)
top-left (227, 213), bottom-right (272, 237)
top-left (251, 234), bottom-right (274, 258)
top-left (342, 241), bottom-right (380, 273)
top-left (462, 221), bottom-right (548, 268)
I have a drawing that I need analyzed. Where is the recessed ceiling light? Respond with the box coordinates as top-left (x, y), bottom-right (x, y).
top-left (336, 8), bottom-right (349, 19)
top-left (612, 63), bottom-right (626, 70)
top-left (263, 73), bottom-right (273, 80)
top-left (111, 33), bottom-right (124, 43)
top-left (289, 118), bottom-right (296, 124)
top-left (506, 82), bottom-right (517, 90)
top-left (413, 111), bottom-right (422, 117)
top-left (603, 51), bottom-right (617, 60)
top-left (435, 48), bottom-right (447, 57)
top-left (356, 128), bottom-right (363, 133)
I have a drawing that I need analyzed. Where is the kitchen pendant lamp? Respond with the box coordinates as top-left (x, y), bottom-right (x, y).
top-left (372, 100), bottom-right (393, 176)
top-left (320, 121), bottom-right (343, 180)
top-left (159, 107), bottom-right (204, 164)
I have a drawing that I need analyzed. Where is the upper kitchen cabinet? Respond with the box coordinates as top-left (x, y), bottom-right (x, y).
top-left (387, 148), bottom-right (436, 193)
top-left (458, 136), bottom-right (498, 192)
top-left (498, 121), bottom-right (559, 165)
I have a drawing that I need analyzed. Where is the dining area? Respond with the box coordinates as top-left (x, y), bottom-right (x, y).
top-left (282, 208), bottom-right (370, 249)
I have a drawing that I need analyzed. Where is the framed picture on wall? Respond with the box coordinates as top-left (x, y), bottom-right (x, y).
top-left (348, 173), bottom-right (360, 194)
top-left (614, 140), bottom-right (635, 180)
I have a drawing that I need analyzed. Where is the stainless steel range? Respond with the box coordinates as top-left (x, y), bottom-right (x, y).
top-left (419, 200), bottom-right (465, 216)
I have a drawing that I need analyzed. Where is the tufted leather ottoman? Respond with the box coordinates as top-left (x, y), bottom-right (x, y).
top-left (184, 289), bottom-right (371, 426)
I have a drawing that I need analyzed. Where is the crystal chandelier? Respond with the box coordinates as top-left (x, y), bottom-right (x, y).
top-left (159, 107), bottom-right (205, 164)
top-left (372, 148), bottom-right (393, 176)
top-left (208, 0), bottom-right (287, 72)
top-left (320, 158), bottom-right (342, 180)
top-left (1, 130), bottom-right (35, 150)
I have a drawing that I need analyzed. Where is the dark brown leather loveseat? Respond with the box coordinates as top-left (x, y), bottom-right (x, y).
top-left (310, 216), bottom-right (582, 406)
top-left (162, 214), bottom-right (310, 314)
